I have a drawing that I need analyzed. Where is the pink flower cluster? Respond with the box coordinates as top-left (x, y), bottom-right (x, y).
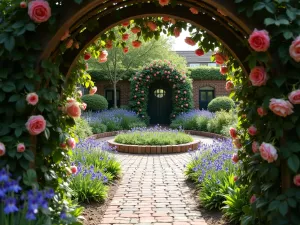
top-left (28, 0), bottom-right (51, 23)
top-left (99, 50), bottom-right (108, 63)
top-left (259, 142), bottom-right (278, 163)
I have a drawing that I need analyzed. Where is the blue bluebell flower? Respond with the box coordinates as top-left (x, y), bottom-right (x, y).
top-left (4, 197), bottom-right (18, 214)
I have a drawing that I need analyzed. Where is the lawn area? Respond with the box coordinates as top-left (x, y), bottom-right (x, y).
top-left (114, 126), bottom-right (193, 145)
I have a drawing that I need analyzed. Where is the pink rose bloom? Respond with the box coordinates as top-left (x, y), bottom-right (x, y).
top-left (20, 1), bottom-right (27, 8)
top-left (123, 47), bottom-right (129, 54)
top-left (169, 18), bottom-right (176, 24)
top-left (78, 90), bottom-right (82, 97)
top-left (28, 0), bottom-right (51, 23)
top-left (195, 48), bottom-right (204, 56)
top-left (85, 63), bottom-right (89, 70)
top-left (173, 27), bottom-right (181, 38)
top-left (0, 142), bottom-right (5, 157)
top-left (293, 174), bottom-right (300, 187)
top-left (147, 21), bottom-right (157, 31)
top-left (288, 89), bottom-right (300, 104)
top-left (159, 0), bottom-right (170, 6)
top-left (70, 166), bottom-right (78, 174)
top-left (65, 101), bottom-right (81, 118)
top-left (252, 141), bottom-right (259, 153)
top-left (289, 36), bottom-right (300, 62)
top-left (67, 138), bottom-right (76, 149)
top-left (26, 92), bottom-right (39, 105)
top-left (122, 33), bottom-right (129, 41)
top-left (121, 21), bottom-right (130, 27)
top-left (249, 67), bottom-right (268, 86)
top-left (81, 103), bottom-right (87, 110)
top-left (98, 57), bottom-right (107, 63)
top-left (132, 40), bottom-right (142, 48)
top-left (66, 38), bottom-right (73, 49)
top-left (89, 87), bottom-right (97, 95)
top-left (229, 127), bottom-right (238, 139)
top-left (162, 16), bottom-right (170, 22)
top-left (190, 7), bottom-right (198, 14)
top-left (185, 37), bottom-right (196, 46)
top-left (26, 115), bottom-right (46, 135)
top-left (250, 195), bottom-right (256, 204)
top-left (220, 65), bottom-right (228, 75)
top-left (74, 42), bottom-right (79, 49)
top-left (269, 98), bottom-right (294, 117)
top-left (233, 176), bottom-right (238, 182)
top-left (248, 125), bottom-right (257, 136)
top-left (61, 30), bottom-right (70, 41)
top-left (17, 143), bottom-right (26, 153)
top-left (231, 153), bottom-right (239, 163)
top-left (214, 52), bottom-right (228, 65)
top-left (259, 142), bottom-right (278, 163)
top-left (225, 81), bottom-right (234, 92)
top-left (99, 50), bottom-right (108, 60)
top-left (233, 138), bottom-right (242, 149)
top-left (84, 52), bottom-right (91, 60)
top-left (257, 107), bottom-right (267, 117)
top-left (131, 26), bottom-right (141, 34)
top-left (60, 143), bottom-right (67, 149)
top-left (105, 40), bottom-right (113, 49)
top-left (248, 29), bottom-right (270, 52)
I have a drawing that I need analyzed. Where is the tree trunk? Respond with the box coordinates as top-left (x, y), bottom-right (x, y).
top-left (113, 82), bottom-right (117, 108)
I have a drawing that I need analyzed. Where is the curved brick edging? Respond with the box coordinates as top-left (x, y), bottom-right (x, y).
top-left (107, 139), bottom-right (200, 154)
top-left (184, 130), bottom-right (227, 139)
top-left (87, 131), bottom-right (122, 140)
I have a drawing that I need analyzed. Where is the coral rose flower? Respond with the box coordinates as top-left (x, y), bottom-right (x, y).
top-left (28, 0), bottom-right (51, 23)
top-left (220, 65), bottom-right (228, 75)
top-left (78, 90), bottom-right (82, 97)
top-left (185, 37), bottom-right (196, 46)
top-left (190, 7), bottom-right (198, 14)
top-left (248, 125), bottom-right (257, 136)
top-left (147, 21), bottom-right (157, 31)
top-left (169, 18), bottom-right (176, 24)
top-left (26, 115), bottom-right (46, 135)
top-left (65, 101), bottom-right (81, 118)
top-left (70, 166), bottom-right (78, 174)
top-left (293, 174), bottom-right (300, 187)
top-left (66, 38), bottom-right (73, 49)
top-left (81, 103), bottom-right (87, 110)
top-left (269, 98), bottom-right (294, 117)
top-left (288, 89), bottom-right (300, 104)
top-left (249, 67), bottom-right (268, 86)
top-left (121, 21), bottom-right (130, 27)
top-left (162, 16), bottom-right (170, 22)
top-left (99, 58), bottom-right (107, 63)
top-left (132, 40), bottom-right (142, 48)
top-left (250, 195), bottom-right (256, 204)
top-left (26, 92), bottom-right (39, 105)
top-left (229, 127), bottom-right (237, 139)
top-left (233, 138), bottom-right (242, 149)
top-left (231, 153), bottom-right (239, 163)
top-left (0, 142), bottom-right (6, 156)
top-left (61, 30), bottom-right (70, 41)
top-left (84, 52), bottom-right (91, 61)
top-left (99, 50), bottom-right (108, 60)
top-left (20, 1), bottom-right (27, 8)
top-left (74, 42), bottom-right (80, 49)
top-left (195, 48), bottom-right (204, 56)
top-left (17, 143), bottom-right (26, 153)
top-left (123, 47), bottom-right (129, 54)
top-left (67, 138), bottom-right (76, 149)
top-left (252, 141), bottom-right (259, 153)
top-left (248, 29), bottom-right (270, 52)
top-left (259, 142), bottom-right (278, 163)
top-left (105, 40), bottom-right (113, 49)
top-left (289, 36), bottom-right (300, 62)
top-left (89, 87), bottom-right (97, 95)
top-left (122, 33), bottom-right (129, 41)
top-left (214, 52), bottom-right (228, 65)
top-left (131, 27), bottom-right (141, 34)
top-left (159, 0), bottom-right (170, 6)
top-left (257, 107), bottom-right (267, 117)
top-left (225, 81), bottom-right (234, 92)
top-left (173, 27), bottom-right (181, 38)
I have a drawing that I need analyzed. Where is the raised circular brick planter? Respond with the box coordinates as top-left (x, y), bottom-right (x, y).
top-left (184, 130), bottom-right (227, 139)
top-left (107, 139), bottom-right (200, 154)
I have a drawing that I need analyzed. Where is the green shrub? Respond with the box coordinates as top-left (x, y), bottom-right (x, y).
top-left (188, 66), bottom-right (225, 80)
top-left (81, 94), bottom-right (108, 111)
top-left (207, 110), bottom-right (237, 135)
top-left (90, 122), bottom-right (107, 134)
top-left (208, 96), bottom-right (235, 112)
top-left (88, 69), bottom-right (136, 81)
top-left (195, 116), bottom-right (210, 132)
top-left (73, 118), bottom-right (93, 140)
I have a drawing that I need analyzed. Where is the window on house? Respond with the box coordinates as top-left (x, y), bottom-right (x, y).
top-left (199, 86), bottom-right (215, 110)
top-left (105, 90), bottom-right (120, 108)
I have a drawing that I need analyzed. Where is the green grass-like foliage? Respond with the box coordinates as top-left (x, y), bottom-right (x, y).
top-left (207, 96), bottom-right (235, 112)
top-left (70, 139), bottom-right (121, 203)
top-left (81, 94), bottom-right (108, 111)
top-left (207, 110), bottom-right (237, 136)
top-left (188, 66), bottom-right (226, 80)
top-left (114, 127), bottom-right (193, 145)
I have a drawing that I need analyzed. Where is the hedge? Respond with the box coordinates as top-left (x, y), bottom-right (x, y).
top-left (88, 69), bottom-right (136, 81)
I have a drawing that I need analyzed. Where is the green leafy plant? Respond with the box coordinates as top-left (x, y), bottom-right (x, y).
top-left (81, 94), bottom-right (108, 111)
top-left (188, 66), bottom-right (226, 80)
top-left (207, 110), bottom-right (237, 136)
top-left (90, 122), bottom-right (107, 134)
top-left (207, 96), bottom-right (235, 112)
top-left (73, 118), bottom-right (93, 140)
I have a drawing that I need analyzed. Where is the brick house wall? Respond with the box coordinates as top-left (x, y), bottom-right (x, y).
top-left (95, 79), bottom-right (227, 109)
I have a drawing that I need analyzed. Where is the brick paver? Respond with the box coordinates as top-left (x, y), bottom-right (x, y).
top-left (100, 152), bottom-right (208, 225)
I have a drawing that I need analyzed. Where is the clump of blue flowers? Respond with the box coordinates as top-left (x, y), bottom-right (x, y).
top-left (0, 168), bottom-right (55, 225)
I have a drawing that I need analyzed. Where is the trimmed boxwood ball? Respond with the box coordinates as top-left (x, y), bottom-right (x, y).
top-left (208, 96), bottom-right (235, 112)
top-left (81, 94), bottom-right (108, 111)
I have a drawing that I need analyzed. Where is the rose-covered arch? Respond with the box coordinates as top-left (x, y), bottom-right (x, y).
top-left (0, 0), bottom-right (300, 224)
top-left (129, 60), bottom-right (194, 123)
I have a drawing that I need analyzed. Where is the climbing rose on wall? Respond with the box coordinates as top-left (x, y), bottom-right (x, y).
top-left (250, 195), bottom-right (256, 204)
top-left (147, 21), bottom-right (157, 31)
top-left (132, 40), bottom-right (142, 48)
top-left (225, 81), bottom-right (234, 91)
top-left (233, 138), bottom-right (242, 149)
top-left (214, 52), bottom-right (228, 65)
top-left (185, 37), bottom-right (196, 46)
top-left (105, 40), bottom-right (113, 49)
top-left (173, 27), bottom-right (181, 38)
top-left (232, 153), bottom-right (239, 163)
top-left (61, 30), bottom-right (70, 41)
top-left (248, 29), bottom-right (270, 52)
top-left (123, 47), bottom-right (129, 54)
top-left (70, 166), bottom-right (78, 174)
top-left (288, 89), bottom-right (300, 104)
top-left (289, 36), bottom-right (300, 62)
top-left (249, 67), bottom-right (268, 86)
top-left (0, 142), bottom-right (5, 156)
top-left (67, 138), bottom-right (76, 149)
top-left (26, 92), bottom-right (39, 105)
top-left (220, 65), bottom-right (228, 75)
top-left (17, 143), bottom-right (25, 153)
top-left (229, 127), bottom-right (238, 139)
top-left (269, 98), bottom-right (294, 117)
top-left (195, 48), bottom-right (204, 56)
top-left (84, 52), bottom-right (91, 61)
top-left (65, 101), bottom-right (81, 118)
top-left (89, 87), bottom-right (97, 95)
top-left (131, 27), bottom-right (141, 34)
top-left (20, 1), bottom-right (27, 8)
top-left (158, 0), bottom-right (170, 6)
top-left (66, 39), bottom-right (73, 49)
top-left (190, 7), bottom-right (198, 14)
top-left (28, 0), bottom-right (51, 23)
top-left (294, 174), bottom-right (300, 186)
top-left (259, 142), bottom-right (278, 163)
top-left (257, 107), bottom-right (267, 117)
top-left (26, 115), bottom-right (46, 136)
top-left (121, 21), bottom-right (130, 27)
top-left (248, 125), bottom-right (257, 136)
top-left (99, 50), bottom-right (108, 60)
top-left (122, 33), bottom-right (129, 41)
top-left (252, 141), bottom-right (259, 153)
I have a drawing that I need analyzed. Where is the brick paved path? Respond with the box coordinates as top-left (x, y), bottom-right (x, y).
top-left (100, 153), bottom-right (207, 225)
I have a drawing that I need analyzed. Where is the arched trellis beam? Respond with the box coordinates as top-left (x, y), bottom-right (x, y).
top-left (59, 3), bottom-right (251, 77)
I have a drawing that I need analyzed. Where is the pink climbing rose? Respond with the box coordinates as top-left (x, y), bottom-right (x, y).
top-left (17, 143), bottom-right (26, 153)
top-left (195, 48), bottom-right (204, 56)
top-left (132, 40), bottom-right (142, 48)
top-left (250, 195), bottom-right (256, 204)
top-left (70, 166), bottom-right (78, 174)
top-left (131, 26), bottom-right (141, 34)
top-left (61, 30), bottom-right (70, 41)
top-left (248, 125), bottom-right (257, 136)
top-left (99, 58), bottom-right (107, 63)
top-left (185, 37), bottom-right (196, 46)
top-left (259, 142), bottom-right (278, 163)
top-left (67, 138), bottom-right (76, 149)
top-left (173, 27), bottom-right (181, 38)
top-left (257, 107), bottom-right (267, 117)
top-left (84, 52), bottom-right (91, 61)
top-left (26, 92), bottom-right (39, 105)
top-left (78, 90), bottom-right (82, 97)
top-left (293, 174), bottom-right (300, 187)
top-left (122, 33), bottom-right (129, 41)
top-left (65, 101), bottom-right (81, 118)
top-left (26, 115), bottom-right (46, 135)
top-left (225, 81), bottom-right (234, 92)
top-left (105, 40), bottom-right (113, 49)
top-left (233, 138), bottom-right (242, 149)
top-left (121, 21), bottom-right (130, 27)
top-left (190, 7), bottom-right (198, 14)
top-left (249, 67), bottom-right (268, 86)
top-left (214, 52), bottom-right (228, 65)
top-left (66, 39), bottom-right (73, 49)
top-left (0, 142), bottom-right (5, 157)
top-left (159, 0), bottom-right (170, 6)
top-left (234, 176), bottom-right (238, 182)
top-left (89, 87), bottom-right (97, 95)
top-left (248, 29), bottom-right (270, 52)
top-left (81, 103), bottom-right (87, 110)
top-left (20, 1), bottom-right (27, 8)
top-left (147, 21), bottom-right (157, 31)
top-left (252, 141), bottom-right (259, 153)
top-left (229, 127), bottom-right (237, 139)
top-left (231, 153), bottom-right (239, 163)
top-left (220, 65), bottom-right (228, 75)
top-left (269, 98), bottom-right (294, 117)
top-left (99, 50), bottom-right (108, 60)
top-left (289, 36), bottom-right (300, 62)
top-left (288, 89), bottom-right (300, 104)
top-left (123, 47), bottom-right (129, 54)
top-left (28, 0), bottom-right (51, 23)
